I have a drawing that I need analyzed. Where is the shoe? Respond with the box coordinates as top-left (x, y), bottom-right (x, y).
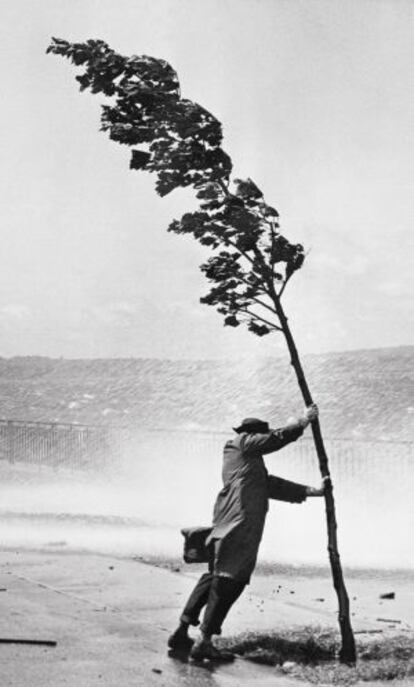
top-left (167, 629), bottom-right (194, 652)
top-left (190, 638), bottom-right (235, 662)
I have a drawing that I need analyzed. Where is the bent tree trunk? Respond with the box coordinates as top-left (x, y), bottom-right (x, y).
top-left (274, 297), bottom-right (356, 664)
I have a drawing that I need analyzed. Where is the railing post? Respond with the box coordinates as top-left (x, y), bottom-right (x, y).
top-left (6, 421), bottom-right (14, 464)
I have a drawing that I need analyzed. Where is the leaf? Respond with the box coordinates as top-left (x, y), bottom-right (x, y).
top-left (199, 236), bottom-right (219, 247)
top-left (248, 321), bottom-right (271, 337)
top-left (72, 49), bottom-right (88, 66)
top-left (235, 234), bottom-right (258, 251)
top-left (234, 178), bottom-right (263, 200)
top-left (224, 315), bottom-right (240, 327)
top-left (196, 182), bottom-right (222, 200)
top-left (261, 203), bottom-right (279, 218)
top-left (130, 150), bottom-right (151, 170)
top-left (75, 74), bottom-right (91, 91)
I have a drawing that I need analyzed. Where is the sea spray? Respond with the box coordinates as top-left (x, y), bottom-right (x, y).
top-left (0, 431), bottom-right (412, 568)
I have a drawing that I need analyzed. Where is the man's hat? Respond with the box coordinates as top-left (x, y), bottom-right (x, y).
top-left (233, 417), bottom-right (269, 434)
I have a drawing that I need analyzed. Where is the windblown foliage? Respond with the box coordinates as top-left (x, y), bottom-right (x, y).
top-left (48, 37), bottom-right (304, 337)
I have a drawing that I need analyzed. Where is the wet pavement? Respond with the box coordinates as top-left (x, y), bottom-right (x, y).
top-left (0, 550), bottom-right (306, 686)
top-left (0, 550), bottom-right (412, 686)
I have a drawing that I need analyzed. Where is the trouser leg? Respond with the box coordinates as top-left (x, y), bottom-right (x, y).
top-left (200, 576), bottom-right (246, 636)
top-left (180, 572), bottom-right (213, 627)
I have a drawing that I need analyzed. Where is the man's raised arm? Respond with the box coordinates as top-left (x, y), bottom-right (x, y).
top-left (243, 404), bottom-right (319, 455)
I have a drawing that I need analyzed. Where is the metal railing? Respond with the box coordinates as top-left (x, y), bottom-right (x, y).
top-left (0, 419), bottom-right (119, 470)
top-left (0, 419), bottom-right (412, 478)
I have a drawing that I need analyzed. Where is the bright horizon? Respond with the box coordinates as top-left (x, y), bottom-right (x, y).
top-left (0, 0), bottom-right (413, 359)
top-left (0, 343), bottom-right (411, 362)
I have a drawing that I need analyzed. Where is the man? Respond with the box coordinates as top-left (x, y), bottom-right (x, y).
top-left (168, 403), bottom-right (325, 661)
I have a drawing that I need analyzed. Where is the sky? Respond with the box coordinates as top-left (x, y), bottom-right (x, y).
top-left (0, 0), bottom-right (413, 359)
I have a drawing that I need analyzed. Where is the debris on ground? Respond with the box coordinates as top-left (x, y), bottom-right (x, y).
top-left (0, 638), bottom-right (57, 647)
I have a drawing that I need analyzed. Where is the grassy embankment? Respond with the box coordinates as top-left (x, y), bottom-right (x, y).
top-left (218, 627), bottom-right (414, 685)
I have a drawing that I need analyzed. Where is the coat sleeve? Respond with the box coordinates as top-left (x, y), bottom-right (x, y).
top-left (243, 424), bottom-right (304, 456)
top-left (267, 475), bottom-right (307, 503)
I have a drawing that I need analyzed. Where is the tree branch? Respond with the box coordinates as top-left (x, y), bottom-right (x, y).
top-left (278, 273), bottom-right (292, 299)
top-left (249, 293), bottom-right (279, 316)
top-left (221, 270), bottom-right (278, 315)
top-left (238, 307), bottom-right (281, 331)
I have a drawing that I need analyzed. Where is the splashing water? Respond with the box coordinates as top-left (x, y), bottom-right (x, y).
top-left (0, 430), bottom-right (412, 570)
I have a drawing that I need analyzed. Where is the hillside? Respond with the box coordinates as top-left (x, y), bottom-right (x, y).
top-left (0, 347), bottom-right (412, 440)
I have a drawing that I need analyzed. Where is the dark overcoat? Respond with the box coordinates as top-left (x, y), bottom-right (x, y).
top-left (206, 424), bottom-right (305, 583)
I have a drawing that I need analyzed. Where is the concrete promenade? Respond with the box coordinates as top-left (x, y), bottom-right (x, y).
top-left (0, 550), bottom-right (412, 687)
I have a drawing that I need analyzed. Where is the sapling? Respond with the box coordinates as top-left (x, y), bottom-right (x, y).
top-left (47, 38), bottom-right (356, 663)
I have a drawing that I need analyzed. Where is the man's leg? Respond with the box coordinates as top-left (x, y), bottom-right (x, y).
top-left (168, 571), bottom-right (213, 651)
top-left (190, 575), bottom-right (246, 660)
top-left (180, 571), bottom-right (214, 627)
